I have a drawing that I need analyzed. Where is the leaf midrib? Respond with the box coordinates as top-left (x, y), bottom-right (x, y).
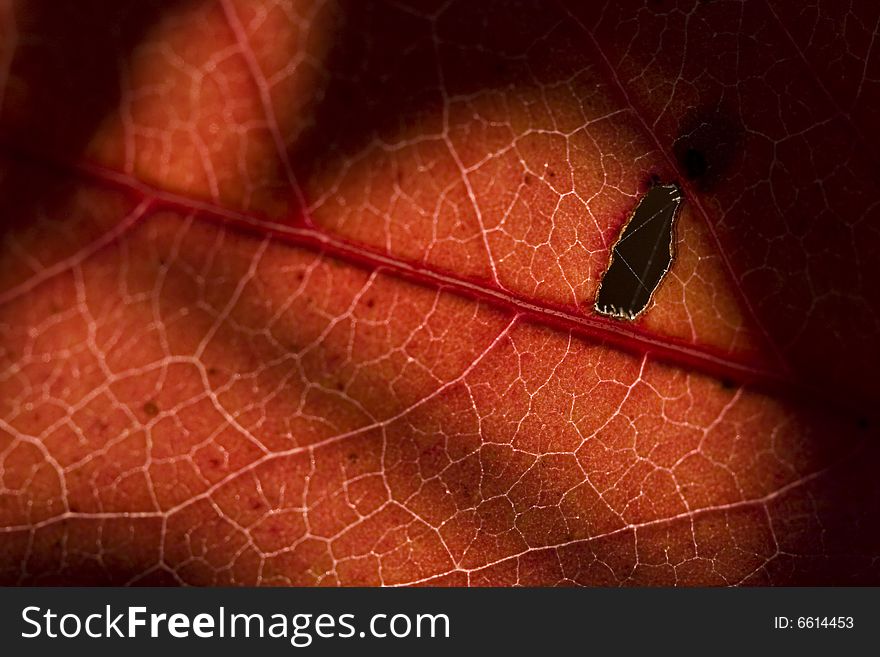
top-left (0, 143), bottom-right (821, 410)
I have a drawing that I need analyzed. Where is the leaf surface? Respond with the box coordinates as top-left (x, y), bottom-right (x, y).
top-left (0, 0), bottom-right (878, 585)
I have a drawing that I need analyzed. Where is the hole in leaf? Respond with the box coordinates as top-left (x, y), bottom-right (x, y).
top-left (594, 183), bottom-right (683, 321)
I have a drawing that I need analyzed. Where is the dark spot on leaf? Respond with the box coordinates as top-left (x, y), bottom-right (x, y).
top-left (720, 378), bottom-right (735, 390)
top-left (546, 168), bottom-right (555, 178)
top-left (673, 106), bottom-right (742, 192)
top-left (595, 183), bottom-right (683, 320)
top-left (365, 298), bottom-right (375, 309)
top-left (347, 452), bottom-right (359, 463)
top-left (856, 416), bottom-right (870, 431)
top-left (143, 400), bottom-right (159, 417)
top-left (680, 147), bottom-right (707, 180)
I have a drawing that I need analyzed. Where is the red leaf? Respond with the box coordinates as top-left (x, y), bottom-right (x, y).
top-left (0, 0), bottom-right (878, 585)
